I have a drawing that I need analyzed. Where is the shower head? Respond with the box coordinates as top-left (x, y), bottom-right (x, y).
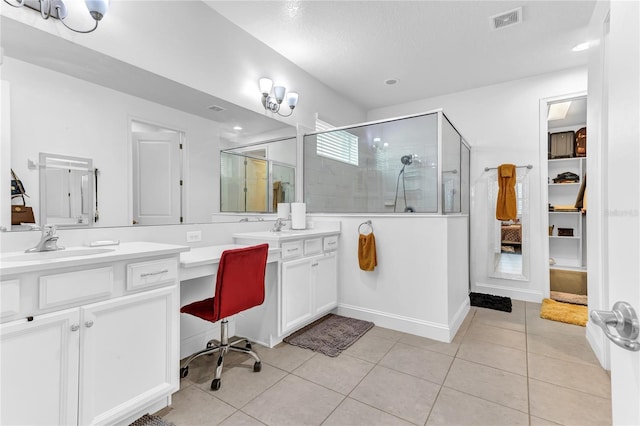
top-left (400, 155), bottom-right (413, 166)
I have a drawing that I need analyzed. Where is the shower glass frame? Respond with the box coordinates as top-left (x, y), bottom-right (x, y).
top-left (302, 110), bottom-right (470, 215)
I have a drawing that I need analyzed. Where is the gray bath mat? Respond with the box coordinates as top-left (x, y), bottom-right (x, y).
top-left (283, 313), bottom-right (374, 357)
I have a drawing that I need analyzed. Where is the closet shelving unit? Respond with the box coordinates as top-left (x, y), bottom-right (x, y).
top-left (548, 152), bottom-right (587, 270)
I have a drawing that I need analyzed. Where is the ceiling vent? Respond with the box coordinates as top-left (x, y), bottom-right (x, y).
top-left (207, 105), bottom-right (226, 112)
top-left (491, 7), bottom-right (522, 30)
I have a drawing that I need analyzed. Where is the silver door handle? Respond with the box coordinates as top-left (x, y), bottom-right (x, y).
top-left (590, 301), bottom-right (640, 351)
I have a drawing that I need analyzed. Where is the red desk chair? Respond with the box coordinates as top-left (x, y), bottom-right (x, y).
top-left (179, 243), bottom-right (269, 391)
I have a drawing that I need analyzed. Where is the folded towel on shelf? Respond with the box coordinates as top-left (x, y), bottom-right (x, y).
top-left (496, 164), bottom-right (517, 221)
top-left (358, 233), bottom-right (377, 271)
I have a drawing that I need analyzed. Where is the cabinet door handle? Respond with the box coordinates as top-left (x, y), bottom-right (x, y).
top-left (85, 320), bottom-right (94, 328)
top-left (71, 324), bottom-right (80, 332)
top-left (140, 269), bottom-right (169, 278)
top-left (312, 262), bottom-right (319, 267)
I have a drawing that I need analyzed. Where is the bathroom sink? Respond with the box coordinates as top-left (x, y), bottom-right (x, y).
top-left (2, 247), bottom-right (116, 262)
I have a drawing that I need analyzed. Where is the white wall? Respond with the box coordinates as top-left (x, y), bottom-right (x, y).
top-left (368, 68), bottom-right (588, 302)
top-left (3, 57), bottom-right (220, 227)
top-left (313, 214), bottom-right (469, 342)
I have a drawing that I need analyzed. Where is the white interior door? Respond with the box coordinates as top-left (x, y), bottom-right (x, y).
top-left (132, 132), bottom-right (181, 225)
top-left (600, 2), bottom-right (640, 424)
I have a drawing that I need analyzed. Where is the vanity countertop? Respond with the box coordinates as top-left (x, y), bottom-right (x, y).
top-left (0, 242), bottom-right (190, 276)
top-left (233, 228), bottom-right (341, 242)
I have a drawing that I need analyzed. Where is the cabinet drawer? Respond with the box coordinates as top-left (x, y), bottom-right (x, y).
top-left (40, 267), bottom-right (114, 309)
top-left (281, 241), bottom-right (303, 259)
top-left (323, 236), bottom-right (339, 252)
top-left (304, 238), bottom-right (322, 255)
top-left (1, 279), bottom-right (20, 318)
top-left (127, 258), bottom-right (178, 291)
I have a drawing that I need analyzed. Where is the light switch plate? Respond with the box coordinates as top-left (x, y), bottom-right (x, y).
top-left (186, 231), bottom-right (202, 242)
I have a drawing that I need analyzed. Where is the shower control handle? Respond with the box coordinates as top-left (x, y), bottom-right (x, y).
top-left (590, 302), bottom-right (640, 351)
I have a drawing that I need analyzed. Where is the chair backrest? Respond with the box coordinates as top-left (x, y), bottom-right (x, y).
top-left (213, 243), bottom-right (269, 321)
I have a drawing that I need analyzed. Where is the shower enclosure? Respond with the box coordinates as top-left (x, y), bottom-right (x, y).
top-left (303, 110), bottom-right (469, 214)
top-left (220, 151), bottom-right (295, 213)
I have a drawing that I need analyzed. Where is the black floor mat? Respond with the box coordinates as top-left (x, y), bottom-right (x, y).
top-left (469, 292), bottom-right (512, 313)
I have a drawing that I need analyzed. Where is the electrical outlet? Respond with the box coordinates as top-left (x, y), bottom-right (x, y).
top-left (186, 230), bottom-right (202, 242)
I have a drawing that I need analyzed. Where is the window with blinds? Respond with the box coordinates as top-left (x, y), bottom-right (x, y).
top-left (315, 118), bottom-right (359, 166)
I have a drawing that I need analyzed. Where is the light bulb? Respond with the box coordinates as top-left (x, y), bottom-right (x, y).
top-left (85, 0), bottom-right (109, 20)
top-left (259, 78), bottom-right (273, 96)
top-left (273, 86), bottom-right (286, 103)
top-left (286, 92), bottom-right (299, 109)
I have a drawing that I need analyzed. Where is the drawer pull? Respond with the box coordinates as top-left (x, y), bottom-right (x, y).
top-left (85, 320), bottom-right (94, 328)
top-left (140, 269), bottom-right (169, 278)
top-left (327, 241), bottom-right (336, 245)
top-left (287, 248), bottom-right (299, 252)
top-left (71, 324), bottom-right (80, 332)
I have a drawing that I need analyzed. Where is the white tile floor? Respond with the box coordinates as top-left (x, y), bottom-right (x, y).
top-left (158, 301), bottom-right (612, 425)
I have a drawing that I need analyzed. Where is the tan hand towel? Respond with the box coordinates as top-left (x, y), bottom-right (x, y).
top-left (358, 233), bottom-right (377, 271)
top-left (496, 164), bottom-right (517, 221)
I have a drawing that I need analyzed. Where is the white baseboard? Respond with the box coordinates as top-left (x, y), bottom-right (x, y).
top-left (472, 282), bottom-right (543, 303)
top-left (448, 298), bottom-right (471, 340)
top-left (337, 303), bottom-right (454, 342)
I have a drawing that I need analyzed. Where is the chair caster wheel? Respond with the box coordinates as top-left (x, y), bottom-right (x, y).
top-left (211, 378), bottom-right (221, 391)
top-left (253, 361), bottom-right (262, 372)
top-left (180, 367), bottom-right (189, 379)
top-left (245, 342), bottom-right (252, 350)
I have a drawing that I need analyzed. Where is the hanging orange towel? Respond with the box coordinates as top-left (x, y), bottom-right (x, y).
top-left (358, 233), bottom-right (377, 271)
top-left (496, 164), bottom-right (517, 221)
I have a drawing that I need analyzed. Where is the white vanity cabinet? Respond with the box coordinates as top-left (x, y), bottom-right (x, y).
top-left (281, 251), bottom-right (338, 334)
top-left (79, 285), bottom-right (178, 425)
top-left (233, 229), bottom-right (340, 345)
top-left (1, 308), bottom-right (81, 425)
top-left (0, 242), bottom-right (187, 426)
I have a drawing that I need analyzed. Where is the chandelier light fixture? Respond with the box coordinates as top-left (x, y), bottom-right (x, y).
top-left (259, 78), bottom-right (299, 117)
top-left (3, 0), bottom-right (109, 33)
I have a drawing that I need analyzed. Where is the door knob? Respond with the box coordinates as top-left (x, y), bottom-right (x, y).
top-left (590, 301), bottom-right (640, 351)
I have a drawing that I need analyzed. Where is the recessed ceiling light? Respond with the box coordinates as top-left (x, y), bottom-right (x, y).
top-left (383, 142), bottom-right (389, 147)
top-left (233, 126), bottom-right (243, 131)
top-left (548, 101), bottom-right (572, 121)
top-left (384, 78), bottom-right (399, 85)
top-left (373, 137), bottom-right (381, 142)
top-left (572, 41), bottom-right (591, 52)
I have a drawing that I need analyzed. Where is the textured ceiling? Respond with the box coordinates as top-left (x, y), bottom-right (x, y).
top-left (206, 1), bottom-right (596, 110)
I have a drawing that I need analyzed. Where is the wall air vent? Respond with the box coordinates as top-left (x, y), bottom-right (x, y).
top-left (491, 7), bottom-right (522, 30)
top-left (207, 105), bottom-right (226, 112)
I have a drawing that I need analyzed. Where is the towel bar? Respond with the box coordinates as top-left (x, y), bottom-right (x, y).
top-left (358, 220), bottom-right (373, 235)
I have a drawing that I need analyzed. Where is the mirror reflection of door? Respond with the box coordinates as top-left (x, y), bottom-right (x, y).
top-left (132, 131), bottom-right (182, 225)
top-left (245, 158), bottom-right (268, 212)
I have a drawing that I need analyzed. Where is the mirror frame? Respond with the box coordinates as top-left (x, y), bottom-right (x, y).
top-left (487, 171), bottom-right (530, 281)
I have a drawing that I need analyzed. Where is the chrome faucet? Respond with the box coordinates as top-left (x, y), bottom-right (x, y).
top-left (25, 225), bottom-right (64, 253)
top-left (271, 218), bottom-right (286, 232)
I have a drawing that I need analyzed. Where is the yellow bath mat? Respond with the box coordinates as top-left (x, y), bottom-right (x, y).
top-left (540, 298), bottom-right (588, 327)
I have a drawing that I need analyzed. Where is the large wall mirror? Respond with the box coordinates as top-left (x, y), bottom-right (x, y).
top-left (2, 20), bottom-right (296, 231)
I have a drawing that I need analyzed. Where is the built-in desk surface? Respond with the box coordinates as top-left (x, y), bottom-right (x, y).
top-left (179, 244), bottom-right (280, 281)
